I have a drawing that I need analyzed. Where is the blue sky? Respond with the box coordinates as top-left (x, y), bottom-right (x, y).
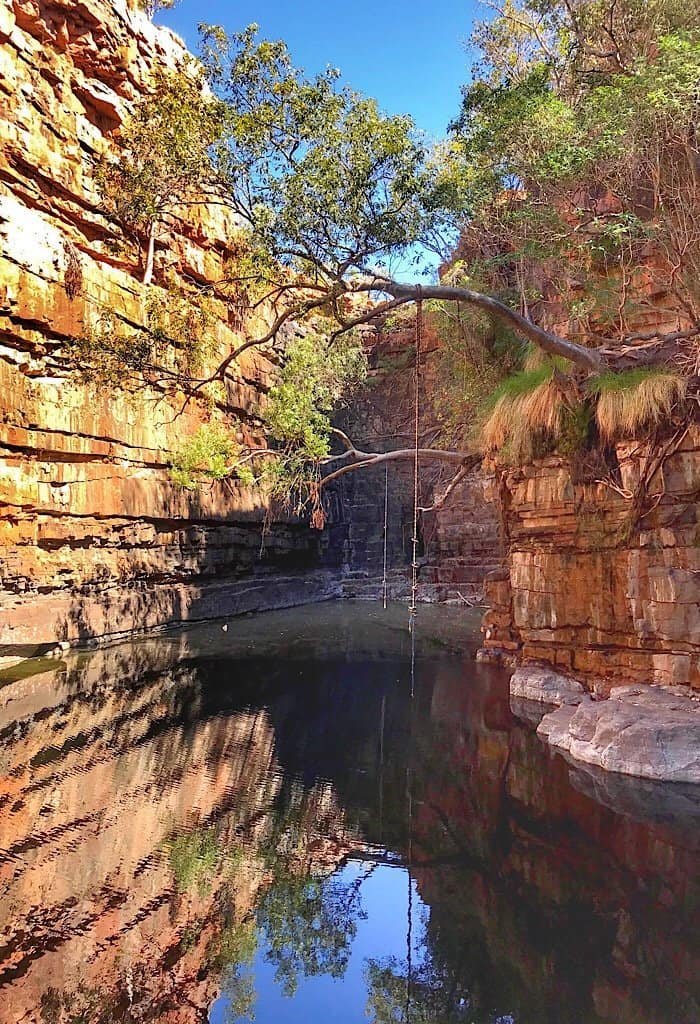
top-left (158, 0), bottom-right (482, 140)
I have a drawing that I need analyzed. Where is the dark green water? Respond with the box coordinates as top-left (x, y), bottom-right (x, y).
top-left (0, 602), bottom-right (698, 1024)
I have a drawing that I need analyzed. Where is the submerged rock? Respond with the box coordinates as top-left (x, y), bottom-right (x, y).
top-left (538, 685), bottom-right (700, 784)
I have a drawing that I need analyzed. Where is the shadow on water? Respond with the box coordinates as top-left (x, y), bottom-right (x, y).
top-left (0, 602), bottom-right (698, 1024)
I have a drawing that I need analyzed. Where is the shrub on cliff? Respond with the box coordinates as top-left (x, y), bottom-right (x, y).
top-left (136, 0), bottom-right (180, 21)
top-left (96, 66), bottom-right (226, 284)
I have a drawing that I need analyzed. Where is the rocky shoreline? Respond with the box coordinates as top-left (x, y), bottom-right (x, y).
top-left (511, 665), bottom-right (700, 784)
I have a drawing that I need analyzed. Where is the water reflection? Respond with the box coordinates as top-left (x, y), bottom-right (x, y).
top-left (0, 603), bottom-right (697, 1024)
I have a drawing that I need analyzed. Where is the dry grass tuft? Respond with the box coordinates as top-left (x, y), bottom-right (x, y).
top-left (590, 369), bottom-right (687, 440)
top-left (480, 368), bottom-right (575, 459)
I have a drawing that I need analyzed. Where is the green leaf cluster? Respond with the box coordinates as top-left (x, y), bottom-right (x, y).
top-left (168, 827), bottom-right (219, 895)
top-left (266, 333), bottom-right (367, 460)
top-left (170, 424), bottom-right (254, 490)
top-left (95, 65), bottom-right (226, 250)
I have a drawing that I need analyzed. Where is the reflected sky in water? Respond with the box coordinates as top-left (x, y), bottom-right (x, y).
top-left (211, 864), bottom-right (427, 1024)
top-left (0, 602), bottom-right (698, 1024)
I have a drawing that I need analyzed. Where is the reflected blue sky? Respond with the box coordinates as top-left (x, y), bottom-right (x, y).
top-left (209, 863), bottom-right (426, 1023)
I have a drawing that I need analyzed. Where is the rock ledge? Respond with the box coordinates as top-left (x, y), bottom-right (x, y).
top-left (537, 684), bottom-right (700, 784)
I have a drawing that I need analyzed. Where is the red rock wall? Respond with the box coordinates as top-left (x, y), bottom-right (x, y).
top-left (480, 429), bottom-right (700, 690)
top-left (0, 638), bottom-right (361, 1021)
top-left (336, 322), bottom-right (502, 603)
top-left (0, 0), bottom-right (330, 661)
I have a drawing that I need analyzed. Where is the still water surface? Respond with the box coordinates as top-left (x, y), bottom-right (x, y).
top-left (0, 602), bottom-right (698, 1024)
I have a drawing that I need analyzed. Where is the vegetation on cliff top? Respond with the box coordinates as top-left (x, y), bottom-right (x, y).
top-left (83, 0), bottom-right (698, 513)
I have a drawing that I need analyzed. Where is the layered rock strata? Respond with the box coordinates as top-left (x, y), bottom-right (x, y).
top-left (480, 429), bottom-right (700, 691)
top-left (0, 0), bottom-right (333, 660)
top-left (336, 322), bottom-right (501, 604)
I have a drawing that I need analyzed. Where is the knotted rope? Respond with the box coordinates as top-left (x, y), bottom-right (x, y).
top-left (408, 291), bottom-right (422, 634)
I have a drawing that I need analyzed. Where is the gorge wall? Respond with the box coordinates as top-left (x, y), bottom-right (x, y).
top-left (335, 320), bottom-right (502, 605)
top-left (0, 0), bottom-right (339, 663)
top-left (480, 430), bottom-right (700, 691)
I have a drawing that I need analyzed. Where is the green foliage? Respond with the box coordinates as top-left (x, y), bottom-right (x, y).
top-left (200, 24), bottom-right (456, 276)
top-left (168, 827), bottom-right (219, 895)
top-left (70, 287), bottom-right (219, 386)
top-left (484, 364), bottom-right (557, 406)
top-left (144, 288), bottom-right (218, 376)
top-left (447, 0), bottom-right (700, 343)
top-left (479, 362), bottom-right (688, 462)
top-left (256, 866), bottom-right (363, 997)
top-left (207, 918), bottom-right (258, 972)
top-left (589, 366), bottom-right (683, 395)
top-left (70, 310), bottom-right (159, 388)
top-left (170, 424), bottom-right (254, 489)
top-left (366, 957), bottom-right (472, 1024)
top-left (479, 361), bottom-right (588, 461)
top-left (95, 66), bottom-right (226, 279)
top-left (588, 367), bottom-right (687, 438)
top-left (266, 334), bottom-right (367, 459)
top-left (558, 402), bottom-right (593, 456)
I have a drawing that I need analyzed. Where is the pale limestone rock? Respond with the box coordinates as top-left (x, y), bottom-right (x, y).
top-left (510, 664), bottom-right (585, 706)
top-left (538, 686), bottom-right (700, 783)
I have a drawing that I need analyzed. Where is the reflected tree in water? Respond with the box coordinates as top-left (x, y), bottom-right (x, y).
top-left (257, 865), bottom-right (368, 997)
top-left (366, 956), bottom-right (517, 1024)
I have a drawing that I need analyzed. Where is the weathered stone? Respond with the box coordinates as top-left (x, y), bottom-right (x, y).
top-left (510, 664), bottom-right (585, 705)
top-left (479, 431), bottom-right (700, 690)
top-left (538, 687), bottom-right (700, 783)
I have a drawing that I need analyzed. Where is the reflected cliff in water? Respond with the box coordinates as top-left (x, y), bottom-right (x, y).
top-left (0, 603), bottom-right (698, 1024)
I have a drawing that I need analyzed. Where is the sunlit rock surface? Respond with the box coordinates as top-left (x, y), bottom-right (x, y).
top-left (538, 685), bottom-right (700, 783)
top-left (0, 0), bottom-right (332, 660)
top-left (479, 430), bottom-right (700, 690)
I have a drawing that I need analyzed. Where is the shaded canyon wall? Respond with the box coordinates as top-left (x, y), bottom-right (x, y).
top-left (335, 320), bottom-right (502, 604)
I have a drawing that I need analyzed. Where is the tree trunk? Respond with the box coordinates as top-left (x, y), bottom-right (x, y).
top-left (366, 280), bottom-right (605, 372)
top-left (142, 221), bottom-right (156, 286)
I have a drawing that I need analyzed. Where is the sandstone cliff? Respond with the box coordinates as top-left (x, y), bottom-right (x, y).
top-left (0, 0), bottom-right (333, 662)
top-left (480, 429), bottom-right (700, 691)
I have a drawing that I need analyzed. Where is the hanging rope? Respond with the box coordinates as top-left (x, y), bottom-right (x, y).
top-left (382, 463), bottom-right (389, 610)
top-left (405, 761), bottom-right (414, 1022)
top-left (408, 292), bottom-right (422, 634)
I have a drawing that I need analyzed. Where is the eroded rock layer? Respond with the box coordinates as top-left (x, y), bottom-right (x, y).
top-left (481, 430), bottom-right (700, 690)
top-left (0, 0), bottom-right (330, 658)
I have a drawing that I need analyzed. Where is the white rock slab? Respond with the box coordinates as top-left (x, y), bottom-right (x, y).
top-left (538, 687), bottom-right (700, 784)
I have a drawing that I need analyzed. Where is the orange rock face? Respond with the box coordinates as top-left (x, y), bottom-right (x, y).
top-left (0, 635), bottom-right (362, 1023)
top-left (480, 429), bottom-right (700, 690)
top-left (0, 0), bottom-right (325, 659)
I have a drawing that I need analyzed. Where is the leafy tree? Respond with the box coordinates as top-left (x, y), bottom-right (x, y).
top-left (137, 0), bottom-right (180, 23)
top-left (92, 9), bottom-right (698, 508)
top-left (96, 66), bottom-right (226, 284)
top-left (194, 23), bottom-right (600, 375)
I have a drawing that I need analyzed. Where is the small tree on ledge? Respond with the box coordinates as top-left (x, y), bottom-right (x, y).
top-left (138, 0), bottom-right (180, 21)
top-left (95, 65), bottom-right (226, 285)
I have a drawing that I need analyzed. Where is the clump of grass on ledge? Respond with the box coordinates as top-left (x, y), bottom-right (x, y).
top-left (588, 368), bottom-right (687, 440)
top-left (480, 364), bottom-right (575, 459)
